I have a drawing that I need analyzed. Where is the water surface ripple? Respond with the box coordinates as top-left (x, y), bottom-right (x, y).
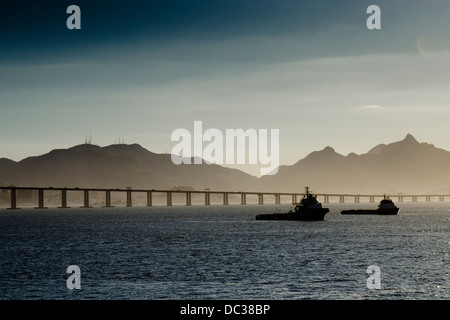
top-left (0, 202), bottom-right (448, 299)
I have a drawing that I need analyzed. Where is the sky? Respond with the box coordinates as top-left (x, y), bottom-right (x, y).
top-left (1, 0), bottom-right (450, 176)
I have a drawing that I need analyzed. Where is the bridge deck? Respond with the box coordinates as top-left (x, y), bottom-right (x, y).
top-left (0, 186), bottom-right (448, 209)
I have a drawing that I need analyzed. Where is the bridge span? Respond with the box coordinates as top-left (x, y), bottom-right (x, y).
top-left (0, 186), bottom-right (449, 209)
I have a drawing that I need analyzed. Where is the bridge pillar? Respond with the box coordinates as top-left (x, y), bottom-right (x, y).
top-left (426, 195), bottom-right (431, 202)
top-left (35, 188), bottom-right (48, 209)
top-left (292, 194), bottom-right (297, 204)
top-left (147, 191), bottom-right (153, 207)
top-left (354, 196), bottom-right (360, 203)
top-left (186, 192), bottom-right (192, 206)
top-left (223, 193), bottom-right (228, 205)
top-left (58, 189), bottom-right (70, 208)
top-left (258, 194), bottom-right (264, 205)
top-left (205, 192), bottom-right (210, 206)
top-left (275, 194), bottom-right (281, 205)
top-left (102, 190), bottom-right (114, 208)
top-left (126, 189), bottom-right (132, 207)
top-left (167, 191), bottom-right (172, 206)
top-left (81, 189), bottom-right (93, 208)
top-left (7, 188), bottom-right (19, 210)
top-left (241, 193), bottom-right (246, 205)
top-left (339, 195), bottom-right (345, 203)
top-left (324, 195), bottom-right (329, 204)
top-left (398, 196), bottom-right (403, 202)
top-left (412, 196), bottom-right (417, 202)
top-left (369, 196), bottom-right (374, 203)
top-left (439, 195), bottom-right (444, 202)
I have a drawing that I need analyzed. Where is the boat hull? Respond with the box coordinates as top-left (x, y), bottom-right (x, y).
top-left (341, 208), bottom-right (399, 215)
top-left (256, 208), bottom-right (329, 221)
top-left (377, 207), bottom-right (400, 215)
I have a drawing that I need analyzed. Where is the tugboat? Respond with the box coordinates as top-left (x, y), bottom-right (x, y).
top-left (255, 187), bottom-right (329, 221)
top-left (341, 195), bottom-right (399, 215)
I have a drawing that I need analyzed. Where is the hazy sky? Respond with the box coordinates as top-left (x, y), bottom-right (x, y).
top-left (2, 0), bottom-right (450, 176)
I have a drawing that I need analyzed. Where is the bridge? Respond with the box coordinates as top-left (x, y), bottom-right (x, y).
top-left (1, 186), bottom-right (449, 209)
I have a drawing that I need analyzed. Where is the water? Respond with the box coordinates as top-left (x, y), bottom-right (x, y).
top-left (0, 202), bottom-right (448, 300)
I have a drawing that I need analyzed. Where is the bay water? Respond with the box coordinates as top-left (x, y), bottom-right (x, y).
top-left (0, 202), bottom-right (448, 300)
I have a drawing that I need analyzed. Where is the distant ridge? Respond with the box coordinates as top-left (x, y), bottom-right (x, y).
top-left (1, 134), bottom-right (450, 194)
top-left (0, 143), bottom-right (258, 191)
top-left (259, 134), bottom-right (450, 194)
top-left (367, 143), bottom-right (386, 154)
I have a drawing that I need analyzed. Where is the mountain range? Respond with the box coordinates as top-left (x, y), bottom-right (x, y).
top-left (1, 134), bottom-right (450, 194)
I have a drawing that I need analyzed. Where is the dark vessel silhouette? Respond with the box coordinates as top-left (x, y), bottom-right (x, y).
top-left (255, 187), bottom-right (329, 221)
top-left (341, 196), bottom-right (399, 215)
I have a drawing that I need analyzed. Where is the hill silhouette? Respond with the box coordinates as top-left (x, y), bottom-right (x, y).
top-left (1, 134), bottom-right (450, 194)
top-left (0, 143), bottom-right (258, 191)
top-left (259, 134), bottom-right (450, 194)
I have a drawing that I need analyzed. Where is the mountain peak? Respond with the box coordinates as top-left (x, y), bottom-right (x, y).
top-left (295, 145), bottom-right (343, 166)
top-left (403, 134), bottom-right (418, 143)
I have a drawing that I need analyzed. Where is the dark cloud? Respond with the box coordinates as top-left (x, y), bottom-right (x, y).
top-left (0, 1), bottom-right (378, 62)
